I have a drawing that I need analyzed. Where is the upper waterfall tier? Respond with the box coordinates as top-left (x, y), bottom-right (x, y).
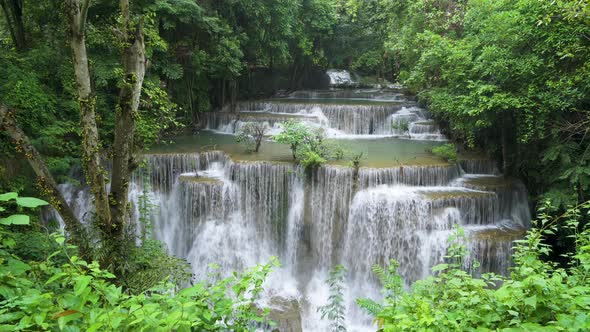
top-left (205, 88), bottom-right (446, 140)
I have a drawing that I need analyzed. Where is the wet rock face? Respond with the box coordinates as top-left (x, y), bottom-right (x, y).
top-left (265, 298), bottom-right (303, 332)
top-left (326, 69), bottom-right (357, 87)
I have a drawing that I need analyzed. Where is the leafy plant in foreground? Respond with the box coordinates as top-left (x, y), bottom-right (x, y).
top-left (0, 193), bottom-right (278, 331)
top-left (319, 265), bottom-right (348, 332)
top-left (358, 201), bottom-right (590, 331)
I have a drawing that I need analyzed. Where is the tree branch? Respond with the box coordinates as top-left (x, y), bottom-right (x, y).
top-left (80, 0), bottom-right (90, 32)
top-left (0, 103), bottom-right (90, 256)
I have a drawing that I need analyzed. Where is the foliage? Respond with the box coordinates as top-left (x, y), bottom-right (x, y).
top-left (319, 265), bottom-right (348, 332)
top-left (431, 143), bottom-right (459, 163)
top-left (348, 152), bottom-right (364, 170)
top-left (235, 122), bottom-right (268, 153)
top-left (359, 201), bottom-right (590, 331)
top-left (391, 118), bottom-right (410, 134)
top-left (273, 120), bottom-right (339, 172)
top-left (0, 194), bottom-right (278, 331)
top-left (376, 0), bottom-right (590, 205)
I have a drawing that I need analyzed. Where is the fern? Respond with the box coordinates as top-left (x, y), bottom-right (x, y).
top-left (319, 265), bottom-right (348, 332)
top-left (356, 298), bottom-right (383, 316)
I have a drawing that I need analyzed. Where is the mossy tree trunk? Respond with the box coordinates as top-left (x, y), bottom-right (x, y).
top-left (109, 0), bottom-right (146, 241)
top-left (65, 0), bottom-right (112, 232)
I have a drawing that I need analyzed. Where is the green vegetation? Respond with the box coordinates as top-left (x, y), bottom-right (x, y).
top-left (319, 265), bottom-right (348, 332)
top-left (2, 0), bottom-right (590, 330)
top-left (431, 144), bottom-right (459, 162)
top-left (358, 202), bottom-right (590, 331)
top-left (273, 120), bottom-right (330, 171)
top-left (0, 194), bottom-right (277, 331)
top-left (370, 0), bottom-right (590, 208)
top-left (391, 119), bottom-right (410, 134)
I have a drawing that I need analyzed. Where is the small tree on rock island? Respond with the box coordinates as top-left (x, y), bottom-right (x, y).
top-left (236, 122), bottom-right (268, 153)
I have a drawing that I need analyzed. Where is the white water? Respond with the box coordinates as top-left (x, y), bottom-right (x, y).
top-left (327, 69), bottom-right (357, 87)
top-left (206, 93), bottom-right (446, 140)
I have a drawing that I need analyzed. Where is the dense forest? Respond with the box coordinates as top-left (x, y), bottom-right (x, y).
top-left (1, 0), bottom-right (589, 331)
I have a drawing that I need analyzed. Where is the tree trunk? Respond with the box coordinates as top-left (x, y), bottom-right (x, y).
top-left (0, 0), bottom-right (26, 51)
top-left (0, 104), bottom-right (89, 255)
top-left (221, 79), bottom-right (226, 110)
top-left (109, 2), bottom-right (146, 239)
top-left (229, 79), bottom-right (237, 113)
top-left (65, 0), bottom-right (112, 230)
top-left (501, 116), bottom-right (513, 176)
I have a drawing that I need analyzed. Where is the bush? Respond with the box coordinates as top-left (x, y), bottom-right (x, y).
top-left (431, 143), bottom-right (458, 162)
top-left (358, 201), bottom-right (590, 331)
top-left (274, 120), bottom-right (341, 172)
top-left (391, 119), bottom-right (410, 133)
top-left (319, 265), bottom-right (348, 332)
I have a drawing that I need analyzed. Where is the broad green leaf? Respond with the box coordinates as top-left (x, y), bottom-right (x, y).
top-left (16, 197), bottom-right (49, 208)
top-left (431, 264), bottom-right (449, 272)
top-left (0, 214), bottom-right (30, 225)
top-left (74, 276), bottom-right (93, 296)
top-left (0, 192), bottom-right (17, 201)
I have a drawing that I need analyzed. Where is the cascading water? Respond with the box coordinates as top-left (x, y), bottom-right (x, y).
top-left (55, 86), bottom-right (531, 331)
top-left (206, 91), bottom-right (445, 139)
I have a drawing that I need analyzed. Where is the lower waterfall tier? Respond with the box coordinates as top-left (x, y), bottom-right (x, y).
top-left (127, 151), bottom-right (530, 331)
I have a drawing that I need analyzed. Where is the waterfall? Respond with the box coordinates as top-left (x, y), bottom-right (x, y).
top-left (357, 164), bottom-right (461, 187)
top-left (53, 87), bottom-right (531, 332)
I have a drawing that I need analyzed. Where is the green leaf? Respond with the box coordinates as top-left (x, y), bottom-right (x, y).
top-left (74, 276), bottom-right (92, 296)
top-left (0, 192), bottom-right (17, 201)
top-left (524, 295), bottom-right (537, 309)
top-left (432, 264), bottom-right (449, 272)
top-left (0, 214), bottom-right (30, 225)
top-left (16, 197), bottom-right (49, 208)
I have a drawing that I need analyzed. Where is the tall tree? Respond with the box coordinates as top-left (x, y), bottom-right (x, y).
top-left (63, 0), bottom-right (147, 261)
top-left (65, 0), bottom-right (112, 232)
top-left (109, 0), bottom-right (146, 239)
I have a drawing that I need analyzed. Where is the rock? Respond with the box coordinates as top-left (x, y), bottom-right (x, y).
top-left (260, 297), bottom-right (302, 332)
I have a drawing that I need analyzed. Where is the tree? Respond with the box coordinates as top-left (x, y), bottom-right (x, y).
top-left (236, 122), bottom-right (267, 153)
top-left (0, 105), bottom-right (89, 254)
top-left (64, 0), bottom-right (147, 259)
top-left (65, 0), bottom-right (111, 235)
top-left (0, 0), bottom-right (25, 50)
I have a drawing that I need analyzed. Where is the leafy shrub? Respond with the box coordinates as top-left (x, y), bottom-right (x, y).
top-left (0, 193), bottom-right (278, 331)
top-left (358, 201), bottom-right (590, 331)
top-left (319, 265), bottom-right (348, 332)
top-left (274, 120), bottom-right (341, 172)
top-left (431, 143), bottom-right (458, 162)
top-left (296, 145), bottom-right (327, 171)
top-left (348, 152), bottom-right (364, 170)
